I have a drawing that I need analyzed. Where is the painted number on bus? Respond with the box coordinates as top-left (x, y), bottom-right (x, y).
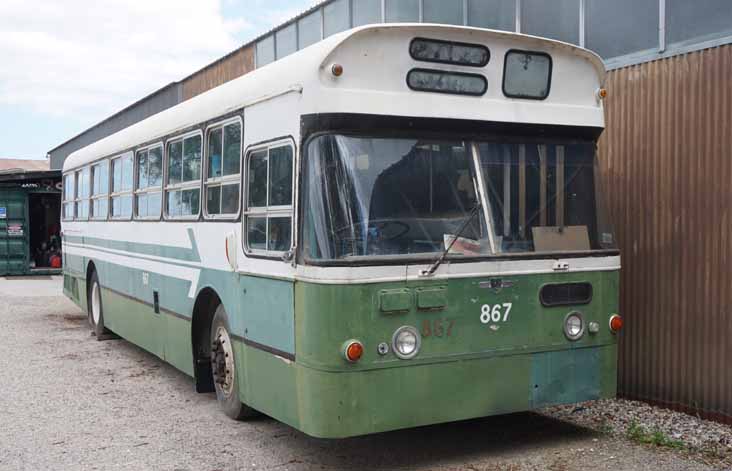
top-left (422, 318), bottom-right (456, 338)
top-left (480, 303), bottom-right (513, 324)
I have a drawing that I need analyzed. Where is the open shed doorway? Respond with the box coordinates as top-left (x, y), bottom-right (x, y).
top-left (28, 193), bottom-right (61, 270)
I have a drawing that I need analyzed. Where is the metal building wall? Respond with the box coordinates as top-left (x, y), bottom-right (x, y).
top-left (181, 45), bottom-right (255, 100)
top-left (48, 83), bottom-right (183, 170)
top-left (49, 45), bottom-right (256, 171)
top-left (598, 43), bottom-right (732, 424)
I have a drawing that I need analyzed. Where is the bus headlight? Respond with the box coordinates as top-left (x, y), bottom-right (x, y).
top-left (563, 312), bottom-right (585, 341)
top-left (392, 326), bottom-right (421, 359)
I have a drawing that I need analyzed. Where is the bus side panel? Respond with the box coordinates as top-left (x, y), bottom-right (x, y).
top-left (96, 259), bottom-right (165, 359)
top-left (237, 341), bottom-right (300, 430)
top-left (62, 250), bottom-right (86, 311)
top-left (235, 276), bottom-right (295, 357)
top-left (165, 313), bottom-right (195, 377)
top-left (232, 275), bottom-right (296, 421)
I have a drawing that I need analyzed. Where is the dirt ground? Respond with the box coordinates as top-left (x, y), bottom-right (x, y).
top-left (0, 277), bottom-right (723, 470)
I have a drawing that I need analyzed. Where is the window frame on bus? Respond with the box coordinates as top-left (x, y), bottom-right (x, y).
top-left (164, 130), bottom-right (203, 221)
top-left (110, 152), bottom-right (134, 220)
top-left (242, 137), bottom-right (296, 258)
top-left (134, 142), bottom-right (164, 221)
top-left (74, 166), bottom-right (90, 221)
top-left (90, 159), bottom-right (110, 220)
top-left (203, 117), bottom-right (243, 221)
top-left (62, 172), bottom-right (75, 221)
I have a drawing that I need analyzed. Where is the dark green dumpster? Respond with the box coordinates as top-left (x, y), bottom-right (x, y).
top-left (0, 170), bottom-right (61, 276)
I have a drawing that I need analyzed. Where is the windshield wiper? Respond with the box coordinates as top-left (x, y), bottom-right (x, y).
top-left (420, 203), bottom-right (481, 277)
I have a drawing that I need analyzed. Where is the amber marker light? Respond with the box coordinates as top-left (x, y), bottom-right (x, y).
top-left (343, 340), bottom-right (364, 362)
top-left (609, 314), bottom-right (623, 333)
top-left (597, 88), bottom-right (608, 99)
top-left (331, 63), bottom-right (344, 77)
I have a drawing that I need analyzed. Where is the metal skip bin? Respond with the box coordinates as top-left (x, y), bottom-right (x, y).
top-left (0, 190), bottom-right (28, 276)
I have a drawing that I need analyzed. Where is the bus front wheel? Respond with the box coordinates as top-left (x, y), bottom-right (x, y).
top-left (210, 305), bottom-right (257, 420)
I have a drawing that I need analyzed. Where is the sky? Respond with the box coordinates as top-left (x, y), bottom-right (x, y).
top-left (0, 0), bottom-right (319, 159)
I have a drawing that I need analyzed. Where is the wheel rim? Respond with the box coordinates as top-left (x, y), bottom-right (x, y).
top-left (91, 281), bottom-right (101, 325)
top-left (211, 326), bottom-right (235, 396)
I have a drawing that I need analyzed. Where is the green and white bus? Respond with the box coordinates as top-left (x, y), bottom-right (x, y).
top-left (62, 24), bottom-right (622, 438)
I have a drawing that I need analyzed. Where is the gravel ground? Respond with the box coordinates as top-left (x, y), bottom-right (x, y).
top-left (543, 399), bottom-right (732, 468)
top-left (0, 278), bottom-right (727, 471)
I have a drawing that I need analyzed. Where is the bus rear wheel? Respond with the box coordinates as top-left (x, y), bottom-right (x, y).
top-left (210, 304), bottom-right (257, 420)
top-left (87, 270), bottom-right (112, 340)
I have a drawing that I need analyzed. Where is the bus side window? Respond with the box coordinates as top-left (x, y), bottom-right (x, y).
top-left (244, 142), bottom-right (294, 256)
top-left (165, 133), bottom-right (202, 219)
top-left (135, 145), bottom-right (163, 219)
top-left (62, 173), bottom-right (75, 220)
top-left (90, 160), bottom-right (109, 220)
top-left (205, 120), bottom-right (242, 218)
top-left (74, 167), bottom-right (90, 220)
top-left (110, 153), bottom-right (134, 219)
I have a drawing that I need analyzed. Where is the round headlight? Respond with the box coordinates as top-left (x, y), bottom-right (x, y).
top-left (563, 312), bottom-right (585, 341)
top-left (392, 326), bottom-right (421, 359)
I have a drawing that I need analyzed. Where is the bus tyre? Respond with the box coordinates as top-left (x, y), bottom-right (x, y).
top-left (210, 305), bottom-right (256, 420)
top-left (88, 271), bottom-right (113, 340)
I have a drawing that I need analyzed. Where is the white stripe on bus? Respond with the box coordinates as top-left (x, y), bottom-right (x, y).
top-left (64, 243), bottom-right (200, 298)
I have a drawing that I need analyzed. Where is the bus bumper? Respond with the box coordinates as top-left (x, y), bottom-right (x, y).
top-left (291, 344), bottom-right (617, 438)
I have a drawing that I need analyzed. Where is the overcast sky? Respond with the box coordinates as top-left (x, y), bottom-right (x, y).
top-left (0, 0), bottom-right (318, 159)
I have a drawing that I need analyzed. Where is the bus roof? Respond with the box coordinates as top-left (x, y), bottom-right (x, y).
top-left (64, 24), bottom-right (606, 172)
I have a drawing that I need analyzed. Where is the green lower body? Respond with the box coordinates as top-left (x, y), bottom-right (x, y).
top-left (64, 269), bottom-right (618, 439)
top-left (237, 338), bottom-right (617, 438)
top-left (64, 276), bottom-right (195, 377)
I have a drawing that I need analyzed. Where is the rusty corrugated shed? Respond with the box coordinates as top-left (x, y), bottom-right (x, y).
top-left (181, 45), bottom-right (255, 101)
top-left (0, 159), bottom-right (49, 172)
top-left (598, 44), bottom-right (732, 424)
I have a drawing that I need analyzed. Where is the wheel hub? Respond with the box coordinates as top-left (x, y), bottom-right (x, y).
top-left (91, 282), bottom-right (101, 325)
top-left (211, 326), bottom-right (234, 396)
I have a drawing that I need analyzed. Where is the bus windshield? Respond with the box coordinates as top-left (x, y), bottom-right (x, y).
top-left (476, 141), bottom-right (616, 254)
top-left (302, 134), bottom-right (615, 262)
top-left (303, 135), bottom-right (486, 261)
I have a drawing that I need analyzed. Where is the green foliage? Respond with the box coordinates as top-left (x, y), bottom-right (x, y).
top-left (626, 420), bottom-right (684, 449)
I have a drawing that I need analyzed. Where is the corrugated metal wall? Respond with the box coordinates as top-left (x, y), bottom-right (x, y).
top-left (181, 45), bottom-right (255, 100)
top-left (48, 83), bottom-right (183, 170)
top-left (598, 44), bottom-right (732, 424)
top-left (50, 45), bottom-right (256, 170)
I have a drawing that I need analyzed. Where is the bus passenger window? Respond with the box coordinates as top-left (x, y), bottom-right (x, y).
top-left (111, 153), bottom-right (133, 219)
top-left (135, 145), bottom-right (163, 219)
top-left (268, 217), bottom-right (292, 252)
top-left (208, 128), bottom-right (223, 178)
top-left (244, 143), bottom-right (294, 255)
top-left (247, 217), bottom-right (267, 250)
top-left (183, 135), bottom-right (201, 182)
top-left (74, 167), bottom-right (90, 220)
top-left (248, 151), bottom-right (267, 207)
top-left (62, 173), bottom-right (75, 220)
top-left (90, 160), bottom-right (109, 219)
top-left (268, 146), bottom-right (293, 206)
top-left (165, 133), bottom-right (202, 218)
top-left (168, 141), bottom-right (183, 185)
top-left (205, 121), bottom-right (241, 217)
